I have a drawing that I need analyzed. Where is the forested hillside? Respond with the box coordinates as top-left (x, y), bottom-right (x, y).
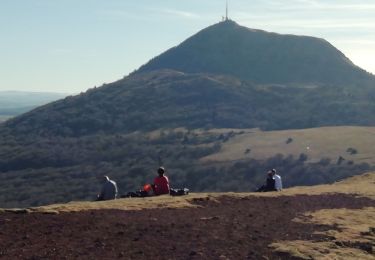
top-left (3, 70), bottom-right (375, 138)
top-left (0, 127), bottom-right (371, 207)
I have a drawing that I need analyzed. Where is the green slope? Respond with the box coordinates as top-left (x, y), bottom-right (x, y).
top-left (202, 126), bottom-right (375, 165)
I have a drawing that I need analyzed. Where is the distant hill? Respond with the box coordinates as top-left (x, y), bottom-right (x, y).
top-left (137, 20), bottom-right (375, 86)
top-left (3, 70), bottom-right (375, 137)
top-left (0, 91), bottom-right (68, 117)
top-left (3, 21), bottom-right (375, 136)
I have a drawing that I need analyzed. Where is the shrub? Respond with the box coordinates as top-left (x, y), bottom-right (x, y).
top-left (346, 147), bottom-right (358, 155)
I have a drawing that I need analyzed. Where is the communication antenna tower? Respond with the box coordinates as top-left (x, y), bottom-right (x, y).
top-left (226, 0), bottom-right (229, 20)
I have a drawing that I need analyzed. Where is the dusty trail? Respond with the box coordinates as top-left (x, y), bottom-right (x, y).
top-left (0, 194), bottom-right (374, 259)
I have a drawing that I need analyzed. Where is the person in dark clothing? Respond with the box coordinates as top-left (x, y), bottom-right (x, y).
top-left (256, 171), bottom-right (277, 192)
top-left (96, 175), bottom-right (118, 200)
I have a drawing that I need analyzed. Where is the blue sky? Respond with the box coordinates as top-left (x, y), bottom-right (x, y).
top-left (1, 0), bottom-right (374, 93)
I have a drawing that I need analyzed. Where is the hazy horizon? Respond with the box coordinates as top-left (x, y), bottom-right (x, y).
top-left (0, 90), bottom-right (71, 94)
top-left (1, 0), bottom-right (374, 93)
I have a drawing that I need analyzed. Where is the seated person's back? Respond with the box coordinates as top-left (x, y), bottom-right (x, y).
top-left (153, 167), bottom-right (170, 195)
top-left (97, 176), bottom-right (118, 200)
top-left (266, 174), bottom-right (276, 191)
top-left (272, 169), bottom-right (282, 191)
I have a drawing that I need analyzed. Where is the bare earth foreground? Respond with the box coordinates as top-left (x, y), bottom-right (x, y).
top-left (0, 173), bottom-right (374, 259)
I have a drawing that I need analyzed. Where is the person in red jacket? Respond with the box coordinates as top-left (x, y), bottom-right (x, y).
top-left (152, 166), bottom-right (170, 195)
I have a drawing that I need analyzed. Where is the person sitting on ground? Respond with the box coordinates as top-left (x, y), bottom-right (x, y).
top-left (96, 175), bottom-right (118, 201)
top-left (256, 171), bottom-right (276, 192)
top-left (271, 169), bottom-right (282, 191)
top-left (152, 166), bottom-right (170, 195)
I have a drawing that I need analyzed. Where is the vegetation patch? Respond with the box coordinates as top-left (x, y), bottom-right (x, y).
top-left (270, 207), bottom-right (375, 259)
top-left (30, 193), bottom-right (220, 213)
top-left (271, 240), bottom-right (373, 260)
top-left (0, 127), bottom-right (373, 208)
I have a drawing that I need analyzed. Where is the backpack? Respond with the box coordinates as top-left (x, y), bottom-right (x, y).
top-left (170, 188), bottom-right (189, 196)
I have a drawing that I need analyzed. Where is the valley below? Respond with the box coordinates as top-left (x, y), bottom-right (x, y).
top-left (0, 116), bottom-right (12, 123)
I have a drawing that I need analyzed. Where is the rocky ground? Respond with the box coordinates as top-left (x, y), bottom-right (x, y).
top-left (0, 193), bottom-right (374, 259)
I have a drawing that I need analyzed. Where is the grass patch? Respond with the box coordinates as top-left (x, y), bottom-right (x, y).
top-left (27, 193), bottom-right (223, 213)
top-left (278, 171), bottom-right (375, 199)
top-left (270, 240), bottom-right (374, 260)
top-left (202, 126), bottom-right (375, 165)
top-left (270, 204), bottom-right (375, 259)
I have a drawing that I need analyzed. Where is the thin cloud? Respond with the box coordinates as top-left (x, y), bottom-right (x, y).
top-left (283, 0), bottom-right (375, 11)
top-left (338, 39), bottom-right (375, 46)
top-left (158, 8), bottom-right (200, 19)
top-left (236, 14), bottom-right (375, 29)
top-left (264, 20), bottom-right (375, 29)
top-left (96, 9), bottom-right (152, 21)
top-left (98, 8), bottom-right (200, 21)
top-left (246, 0), bottom-right (375, 11)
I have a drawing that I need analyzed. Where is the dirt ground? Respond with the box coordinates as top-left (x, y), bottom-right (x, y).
top-left (0, 194), bottom-right (374, 259)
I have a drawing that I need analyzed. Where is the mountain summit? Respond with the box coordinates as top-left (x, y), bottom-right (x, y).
top-left (3, 21), bottom-right (375, 137)
top-left (137, 20), bottom-right (373, 86)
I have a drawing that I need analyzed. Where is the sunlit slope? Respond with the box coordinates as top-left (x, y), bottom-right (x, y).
top-left (202, 126), bottom-right (375, 164)
top-left (271, 172), bottom-right (375, 259)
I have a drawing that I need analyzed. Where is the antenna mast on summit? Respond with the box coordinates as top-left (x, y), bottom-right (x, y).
top-left (226, 0), bottom-right (228, 20)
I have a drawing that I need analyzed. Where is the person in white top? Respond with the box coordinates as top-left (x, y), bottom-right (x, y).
top-left (271, 169), bottom-right (282, 191)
